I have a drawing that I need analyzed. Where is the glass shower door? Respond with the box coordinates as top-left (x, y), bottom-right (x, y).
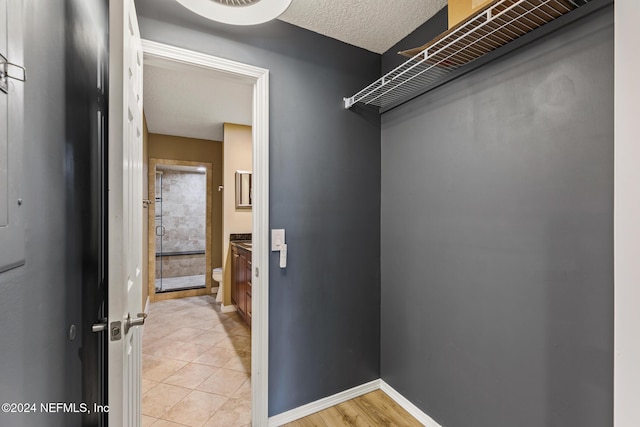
top-left (154, 166), bottom-right (207, 293)
top-left (154, 171), bottom-right (166, 292)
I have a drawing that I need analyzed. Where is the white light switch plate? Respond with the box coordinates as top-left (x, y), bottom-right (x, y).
top-left (272, 229), bottom-right (285, 251)
top-left (279, 243), bottom-right (287, 268)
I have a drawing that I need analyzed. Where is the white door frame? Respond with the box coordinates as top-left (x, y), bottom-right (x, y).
top-left (614, 1), bottom-right (640, 426)
top-left (140, 39), bottom-right (270, 426)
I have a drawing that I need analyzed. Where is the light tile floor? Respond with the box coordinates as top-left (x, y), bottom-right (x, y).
top-left (142, 295), bottom-right (251, 427)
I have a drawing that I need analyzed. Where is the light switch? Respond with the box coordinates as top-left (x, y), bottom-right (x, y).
top-left (271, 229), bottom-right (285, 251)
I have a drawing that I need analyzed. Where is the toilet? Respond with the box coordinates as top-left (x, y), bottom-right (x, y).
top-left (212, 267), bottom-right (223, 301)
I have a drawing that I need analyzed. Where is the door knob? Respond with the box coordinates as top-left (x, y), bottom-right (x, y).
top-left (124, 312), bottom-right (148, 334)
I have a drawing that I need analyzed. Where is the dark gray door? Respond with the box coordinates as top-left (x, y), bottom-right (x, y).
top-left (64, 0), bottom-right (109, 425)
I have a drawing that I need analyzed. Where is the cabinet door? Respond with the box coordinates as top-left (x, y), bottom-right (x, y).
top-left (237, 251), bottom-right (247, 316)
top-left (231, 247), bottom-right (238, 305)
top-left (246, 257), bottom-right (252, 327)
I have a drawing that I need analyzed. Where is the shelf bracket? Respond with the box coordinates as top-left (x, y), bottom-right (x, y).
top-left (344, 96), bottom-right (355, 109)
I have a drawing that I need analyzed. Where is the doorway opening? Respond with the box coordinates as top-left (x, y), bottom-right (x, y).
top-left (141, 40), bottom-right (270, 426)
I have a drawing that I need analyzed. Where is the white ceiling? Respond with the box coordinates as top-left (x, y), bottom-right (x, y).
top-left (143, 0), bottom-right (447, 141)
top-left (143, 58), bottom-right (253, 142)
top-left (278, 0), bottom-right (447, 54)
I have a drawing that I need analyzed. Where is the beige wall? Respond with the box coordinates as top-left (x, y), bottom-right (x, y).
top-left (148, 133), bottom-right (224, 282)
top-left (222, 123), bottom-right (252, 305)
top-left (142, 115), bottom-right (149, 311)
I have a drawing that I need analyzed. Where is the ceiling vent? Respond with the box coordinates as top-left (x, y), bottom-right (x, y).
top-left (177, 0), bottom-right (290, 25)
top-left (210, 0), bottom-right (262, 6)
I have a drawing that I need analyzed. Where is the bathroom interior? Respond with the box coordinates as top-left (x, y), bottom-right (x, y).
top-left (146, 124), bottom-right (254, 305)
top-left (140, 57), bottom-right (255, 424)
top-left (143, 54), bottom-right (254, 300)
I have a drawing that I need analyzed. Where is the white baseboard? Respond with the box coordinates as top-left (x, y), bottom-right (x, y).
top-left (267, 378), bottom-right (442, 427)
top-left (267, 379), bottom-right (380, 427)
top-left (220, 303), bottom-right (237, 313)
top-left (380, 380), bottom-right (442, 427)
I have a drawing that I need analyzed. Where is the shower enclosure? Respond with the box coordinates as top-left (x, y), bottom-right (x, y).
top-left (154, 165), bottom-right (208, 293)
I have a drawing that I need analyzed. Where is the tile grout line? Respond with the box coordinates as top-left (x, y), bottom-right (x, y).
top-left (142, 295), bottom-right (252, 426)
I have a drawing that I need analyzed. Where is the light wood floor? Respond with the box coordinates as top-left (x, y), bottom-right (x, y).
top-left (284, 390), bottom-right (423, 427)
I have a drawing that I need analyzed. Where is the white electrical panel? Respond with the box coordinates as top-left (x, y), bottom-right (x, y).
top-left (0, 0), bottom-right (25, 273)
top-left (1, 0), bottom-right (8, 228)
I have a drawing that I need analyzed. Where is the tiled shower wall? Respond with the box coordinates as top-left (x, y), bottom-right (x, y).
top-left (155, 253), bottom-right (205, 279)
top-left (156, 170), bottom-right (206, 278)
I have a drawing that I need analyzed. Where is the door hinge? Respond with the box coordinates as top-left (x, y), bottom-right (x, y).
top-left (0, 53), bottom-right (27, 94)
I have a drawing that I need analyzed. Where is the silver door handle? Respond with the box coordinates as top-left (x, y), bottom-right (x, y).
top-left (124, 312), bottom-right (148, 334)
top-left (92, 318), bottom-right (108, 333)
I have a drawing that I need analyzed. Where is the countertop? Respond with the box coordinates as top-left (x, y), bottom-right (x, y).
top-left (231, 241), bottom-right (252, 252)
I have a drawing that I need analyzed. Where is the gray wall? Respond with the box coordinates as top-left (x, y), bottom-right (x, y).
top-left (0, 0), bottom-right (88, 425)
top-left (134, 0), bottom-right (382, 416)
top-left (380, 6), bottom-right (613, 427)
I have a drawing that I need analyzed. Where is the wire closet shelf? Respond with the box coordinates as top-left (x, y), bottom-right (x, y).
top-left (343, 0), bottom-right (592, 111)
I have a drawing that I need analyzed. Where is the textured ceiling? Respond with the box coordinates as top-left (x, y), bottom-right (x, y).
top-left (141, 0), bottom-right (448, 140)
top-left (278, 0), bottom-right (447, 54)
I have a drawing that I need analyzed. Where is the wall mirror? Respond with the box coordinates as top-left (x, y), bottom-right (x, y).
top-left (235, 170), bottom-right (252, 208)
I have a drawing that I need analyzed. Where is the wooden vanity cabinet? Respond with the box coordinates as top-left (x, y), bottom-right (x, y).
top-left (231, 244), bottom-right (252, 327)
top-left (246, 257), bottom-right (252, 327)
